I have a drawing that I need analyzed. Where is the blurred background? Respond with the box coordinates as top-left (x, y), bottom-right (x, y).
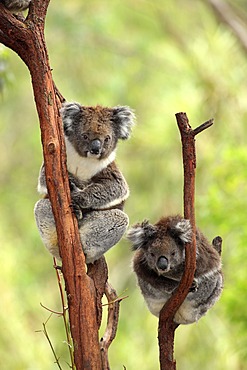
top-left (0, 0), bottom-right (247, 369)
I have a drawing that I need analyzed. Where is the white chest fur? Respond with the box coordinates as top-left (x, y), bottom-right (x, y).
top-left (65, 137), bottom-right (116, 181)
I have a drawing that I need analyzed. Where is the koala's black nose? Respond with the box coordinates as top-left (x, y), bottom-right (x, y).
top-left (90, 139), bottom-right (101, 155)
top-left (157, 256), bottom-right (168, 271)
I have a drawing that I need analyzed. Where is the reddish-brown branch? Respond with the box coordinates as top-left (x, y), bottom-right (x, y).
top-left (100, 282), bottom-right (121, 370)
top-left (158, 113), bottom-right (214, 370)
top-left (0, 3), bottom-right (102, 369)
top-left (87, 257), bottom-right (109, 329)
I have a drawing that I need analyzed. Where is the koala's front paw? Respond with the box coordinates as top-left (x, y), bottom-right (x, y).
top-left (175, 219), bottom-right (192, 243)
top-left (71, 190), bottom-right (90, 209)
top-left (189, 279), bottom-right (198, 293)
top-left (71, 200), bottom-right (83, 220)
top-left (69, 180), bottom-right (79, 193)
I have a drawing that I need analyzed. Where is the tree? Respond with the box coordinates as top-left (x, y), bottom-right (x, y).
top-left (0, 2), bottom-right (119, 369)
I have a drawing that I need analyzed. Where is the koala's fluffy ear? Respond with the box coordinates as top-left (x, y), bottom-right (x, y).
top-left (168, 218), bottom-right (192, 244)
top-left (60, 102), bottom-right (81, 134)
top-left (127, 220), bottom-right (157, 250)
top-left (112, 106), bottom-right (135, 140)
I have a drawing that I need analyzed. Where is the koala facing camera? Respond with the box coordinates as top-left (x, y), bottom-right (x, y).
top-left (127, 215), bottom-right (223, 324)
top-left (34, 102), bottom-right (135, 264)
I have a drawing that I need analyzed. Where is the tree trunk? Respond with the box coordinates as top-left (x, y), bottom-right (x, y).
top-left (0, 2), bottom-right (102, 368)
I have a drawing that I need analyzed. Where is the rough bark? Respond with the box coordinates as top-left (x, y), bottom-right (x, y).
top-left (88, 258), bottom-right (109, 329)
top-left (158, 113), bottom-right (214, 370)
top-left (0, 2), bottom-right (102, 369)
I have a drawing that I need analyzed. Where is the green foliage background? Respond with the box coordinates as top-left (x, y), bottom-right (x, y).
top-left (0, 0), bottom-right (247, 369)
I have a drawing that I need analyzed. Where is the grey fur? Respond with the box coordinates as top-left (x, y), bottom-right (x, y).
top-left (112, 106), bottom-right (135, 139)
top-left (34, 101), bottom-right (135, 263)
top-left (1, 0), bottom-right (31, 12)
top-left (127, 215), bottom-right (223, 324)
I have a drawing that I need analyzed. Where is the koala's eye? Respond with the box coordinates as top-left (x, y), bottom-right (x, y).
top-left (171, 251), bottom-right (176, 257)
top-left (150, 252), bottom-right (155, 257)
top-left (104, 135), bottom-right (111, 143)
top-left (83, 134), bottom-right (88, 140)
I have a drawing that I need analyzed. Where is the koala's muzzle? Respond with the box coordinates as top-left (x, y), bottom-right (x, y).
top-left (157, 256), bottom-right (168, 271)
top-left (90, 139), bottom-right (102, 155)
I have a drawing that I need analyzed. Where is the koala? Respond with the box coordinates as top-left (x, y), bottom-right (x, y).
top-left (34, 102), bottom-right (135, 264)
top-left (127, 215), bottom-right (223, 324)
top-left (0, 0), bottom-right (31, 12)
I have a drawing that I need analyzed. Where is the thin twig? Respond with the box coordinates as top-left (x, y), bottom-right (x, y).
top-left (40, 302), bottom-right (63, 316)
top-left (193, 118), bottom-right (214, 136)
top-left (102, 295), bottom-right (129, 307)
top-left (42, 322), bottom-right (63, 370)
top-left (54, 81), bottom-right (66, 104)
top-left (36, 314), bottom-right (63, 370)
top-left (54, 258), bottom-right (76, 370)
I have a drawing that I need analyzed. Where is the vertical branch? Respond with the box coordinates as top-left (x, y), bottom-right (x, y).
top-left (87, 258), bottom-right (124, 369)
top-left (0, 4), bottom-right (102, 369)
top-left (100, 283), bottom-right (121, 370)
top-left (87, 257), bottom-right (109, 329)
top-left (158, 113), bottom-right (213, 370)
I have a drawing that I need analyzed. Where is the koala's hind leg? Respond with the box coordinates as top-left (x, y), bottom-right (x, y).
top-left (34, 201), bottom-right (128, 263)
top-left (34, 198), bottom-right (61, 260)
top-left (78, 209), bottom-right (129, 264)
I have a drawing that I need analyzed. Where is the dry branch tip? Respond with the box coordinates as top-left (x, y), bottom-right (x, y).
top-left (40, 302), bottom-right (64, 316)
top-left (193, 118), bottom-right (214, 136)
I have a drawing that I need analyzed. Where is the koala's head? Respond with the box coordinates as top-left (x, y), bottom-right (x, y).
top-left (127, 216), bottom-right (191, 276)
top-left (61, 102), bottom-right (135, 160)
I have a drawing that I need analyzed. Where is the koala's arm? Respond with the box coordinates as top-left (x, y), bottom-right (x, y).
top-left (71, 162), bottom-right (129, 210)
top-left (37, 163), bottom-right (88, 197)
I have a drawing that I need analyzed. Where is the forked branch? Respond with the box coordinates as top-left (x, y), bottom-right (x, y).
top-left (158, 113), bottom-right (214, 370)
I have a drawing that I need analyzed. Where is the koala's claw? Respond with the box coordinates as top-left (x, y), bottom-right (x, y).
top-left (69, 180), bottom-right (79, 193)
top-left (189, 279), bottom-right (198, 293)
top-left (71, 201), bottom-right (83, 220)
